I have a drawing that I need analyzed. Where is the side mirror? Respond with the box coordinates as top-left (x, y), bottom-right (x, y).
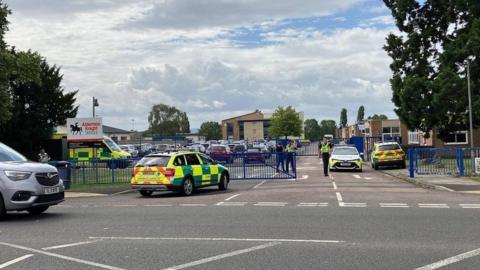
top-left (211, 160), bottom-right (218, 165)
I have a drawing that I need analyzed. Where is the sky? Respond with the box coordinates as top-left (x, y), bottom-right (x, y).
top-left (4, 0), bottom-right (398, 131)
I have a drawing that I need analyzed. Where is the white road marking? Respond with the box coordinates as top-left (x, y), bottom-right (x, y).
top-left (254, 202), bottom-right (287, 207)
top-left (460, 204), bottom-right (480, 209)
top-left (300, 175), bottom-right (309, 180)
top-left (364, 177), bottom-right (373, 180)
top-left (0, 254), bottom-right (34, 269)
top-left (296, 167), bottom-right (317, 170)
top-left (89, 236), bottom-right (344, 244)
top-left (253, 180), bottom-right (267, 189)
top-left (0, 242), bottom-right (124, 270)
top-left (332, 182), bottom-right (338, 190)
top-left (415, 247), bottom-right (480, 270)
top-left (418, 204), bottom-right (450, 208)
top-left (110, 189), bottom-right (134, 196)
top-left (335, 192), bottom-right (343, 202)
top-left (341, 203), bottom-right (367, 208)
top-left (162, 242), bottom-right (281, 270)
top-left (113, 204), bottom-right (136, 207)
top-left (42, 240), bottom-right (101, 251)
top-left (225, 194), bottom-right (241, 201)
top-left (144, 204), bottom-right (172, 207)
top-left (297, 203), bottom-right (328, 207)
top-left (218, 202), bottom-right (248, 206)
top-left (179, 204), bottom-right (206, 207)
top-left (380, 203), bottom-right (409, 208)
top-left (353, 174), bottom-right (361, 179)
top-left (329, 174), bottom-right (334, 180)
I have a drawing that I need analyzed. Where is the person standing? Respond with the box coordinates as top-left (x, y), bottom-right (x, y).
top-left (320, 138), bottom-right (333, 176)
top-left (38, 148), bottom-right (51, 163)
top-left (286, 140), bottom-right (297, 173)
top-left (275, 143), bottom-right (285, 172)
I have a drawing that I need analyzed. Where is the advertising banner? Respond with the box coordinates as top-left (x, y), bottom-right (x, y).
top-left (67, 118), bottom-right (103, 141)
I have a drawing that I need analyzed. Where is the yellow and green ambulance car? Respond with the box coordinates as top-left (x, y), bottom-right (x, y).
top-left (68, 136), bottom-right (131, 168)
top-left (131, 152), bottom-right (230, 196)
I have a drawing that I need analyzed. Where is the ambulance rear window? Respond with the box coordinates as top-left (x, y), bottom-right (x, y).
top-left (378, 144), bottom-right (401, 151)
top-left (137, 156), bottom-right (170, 167)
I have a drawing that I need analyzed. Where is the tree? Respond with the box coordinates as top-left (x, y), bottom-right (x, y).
top-left (148, 104), bottom-right (190, 136)
top-left (0, 1), bottom-right (11, 123)
top-left (0, 50), bottom-right (78, 159)
top-left (368, 114), bottom-right (388, 120)
top-left (304, 119), bottom-right (321, 141)
top-left (199, 121), bottom-right (221, 141)
top-left (268, 106), bottom-right (303, 139)
top-left (383, 0), bottom-right (480, 139)
top-left (357, 105), bottom-right (365, 123)
top-left (340, 108), bottom-right (348, 128)
top-left (319, 120), bottom-right (337, 138)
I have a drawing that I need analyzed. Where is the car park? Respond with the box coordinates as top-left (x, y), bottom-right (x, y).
top-left (232, 144), bottom-right (247, 153)
top-left (0, 142), bottom-right (65, 218)
top-left (131, 152), bottom-right (230, 196)
top-left (370, 142), bottom-right (406, 170)
top-left (329, 145), bottom-right (363, 172)
top-left (206, 145), bottom-right (233, 164)
top-left (120, 144), bottom-right (139, 157)
top-left (245, 147), bottom-right (266, 163)
top-left (186, 144), bottom-right (206, 153)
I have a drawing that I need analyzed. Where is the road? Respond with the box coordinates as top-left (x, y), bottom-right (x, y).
top-left (1, 156), bottom-right (480, 269)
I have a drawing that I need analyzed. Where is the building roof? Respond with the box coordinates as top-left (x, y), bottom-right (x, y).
top-left (222, 110), bottom-right (263, 121)
top-left (103, 125), bottom-right (130, 134)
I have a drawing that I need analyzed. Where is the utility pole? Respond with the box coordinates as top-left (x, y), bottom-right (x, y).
top-left (467, 61), bottom-right (474, 148)
top-left (92, 97), bottom-right (99, 118)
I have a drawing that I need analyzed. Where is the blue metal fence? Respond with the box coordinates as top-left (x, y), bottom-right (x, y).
top-left (64, 152), bottom-right (297, 184)
top-left (409, 147), bottom-right (480, 177)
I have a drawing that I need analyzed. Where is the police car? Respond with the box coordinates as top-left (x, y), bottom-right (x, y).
top-left (328, 145), bottom-right (363, 172)
top-left (131, 152), bottom-right (230, 196)
top-left (370, 142), bottom-right (406, 170)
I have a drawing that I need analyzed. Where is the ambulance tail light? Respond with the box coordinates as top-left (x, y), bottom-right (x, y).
top-left (164, 168), bottom-right (175, 178)
top-left (377, 151), bottom-right (384, 156)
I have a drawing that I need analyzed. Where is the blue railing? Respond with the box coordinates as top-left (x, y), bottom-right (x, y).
top-left (409, 147), bottom-right (480, 177)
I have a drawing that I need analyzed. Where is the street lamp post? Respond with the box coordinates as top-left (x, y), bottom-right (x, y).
top-left (467, 60), bottom-right (474, 149)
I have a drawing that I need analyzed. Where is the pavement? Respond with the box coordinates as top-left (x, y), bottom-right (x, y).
top-left (1, 156), bottom-right (480, 269)
top-left (381, 168), bottom-right (480, 194)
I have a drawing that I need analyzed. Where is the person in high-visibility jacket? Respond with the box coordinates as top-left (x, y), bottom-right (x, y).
top-left (286, 140), bottom-right (297, 173)
top-left (320, 137), bottom-right (333, 176)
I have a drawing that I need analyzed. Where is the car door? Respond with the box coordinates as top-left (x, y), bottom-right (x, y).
top-left (200, 154), bottom-right (218, 185)
top-left (185, 154), bottom-right (205, 187)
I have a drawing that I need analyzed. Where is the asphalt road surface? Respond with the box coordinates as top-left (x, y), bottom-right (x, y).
top-left (1, 156), bottom-right (480, 270)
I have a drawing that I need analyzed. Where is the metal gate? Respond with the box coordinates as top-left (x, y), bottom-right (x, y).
top-left (224, 152), bottom-right (297, 180)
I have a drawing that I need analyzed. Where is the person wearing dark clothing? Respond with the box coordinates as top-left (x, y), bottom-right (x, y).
top-left (275, 144), bottom-right (285, 172)
top-left (320, 138), bottom-right (333, 176)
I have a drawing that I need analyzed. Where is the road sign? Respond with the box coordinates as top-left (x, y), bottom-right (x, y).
top-left (67, 118), bottom-right (103, 141)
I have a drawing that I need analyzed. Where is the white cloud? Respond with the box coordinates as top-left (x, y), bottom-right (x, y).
top-left (3, 0), bottom-right (397, 130)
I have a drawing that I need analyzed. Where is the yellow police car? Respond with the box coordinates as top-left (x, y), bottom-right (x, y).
top-left (329, 146), bottom-right (363, 172)
top-left (370, 142), bottom-right (406, 170)
top-left (131, 152), bottom-right (230, 196)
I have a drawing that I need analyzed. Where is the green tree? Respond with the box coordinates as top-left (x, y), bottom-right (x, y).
top-left (268, 106), bottom-right (303, 139)
top-left (0, 1), bottom-right (11, 123)
top-left (304, 119), bottom-right (321, 141)
top-left (368, 114), bottom-right (389, 120)
top-left (357, 105), bottom-right (365, 123)
top-left (340, 108), bottom-right (348, 128)
top-left (199, 121), bottom-right (222, 141)
top-left (148, 104), bottom-right (190, 136)
top-left (0, 50), bottom-right (78, 159)
top-left (383, 0), bottom-right (480, 139)
top-left (319, 120), bottom-right (337, 138)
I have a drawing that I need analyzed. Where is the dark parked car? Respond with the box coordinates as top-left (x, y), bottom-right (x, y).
top-left (207, 145), bottom-right (234, 164)
top-left (244, 147), bottom-right (265, 163)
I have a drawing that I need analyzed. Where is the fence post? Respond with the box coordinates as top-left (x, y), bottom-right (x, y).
top-left (293, 153), bottom-right (297, 180)
top-left (409, 148), bottom-right (415, 178)
top-left (457, 148), bottom-right (465, 176)
top-left (243, 153), bottom-right (246, 179)
top-left (111, 160), bottom-right (116, 183)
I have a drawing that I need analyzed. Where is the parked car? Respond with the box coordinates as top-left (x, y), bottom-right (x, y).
top-left (120, 144), bottom-right (139, 157)
top-left (252, 144), bottom-right (271, 159)
top-left (0, 142), bottom-right (65, 218)
top-left (206, 145), bottom-right (233, 164)
top-left (186, 144), bottom-right (206, 153)
top-left (244, 147), bottom-right (265, 163)
top-left (329, 146), bottom-right (363, 172)
top-left (131, 152), bottom-right (230, 196)
top-left (232, 144), bottom-right (247, 153)
top-left (370, 142), bottom-right (406, 170)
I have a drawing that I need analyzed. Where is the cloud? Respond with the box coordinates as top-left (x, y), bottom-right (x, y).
top-left (3, 0), bottom-right (397, 130)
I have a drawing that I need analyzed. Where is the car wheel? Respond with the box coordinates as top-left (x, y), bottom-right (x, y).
top-left (373, 163), bottom-right (379, 170)
top-left (139, 190), bottom-right (153, 197)
top-left (0, 194), bottom-right (6, 220)
top-left (181, 177), bottom-right (194, 196)
top-left (218, 173), bottom-right (229, 191)
top-left (27, 205), bottom-right (49, 215)
top-left (358, 168), bottom-right (363, 173)
top-left (401, 162), bottom-right (406, 169)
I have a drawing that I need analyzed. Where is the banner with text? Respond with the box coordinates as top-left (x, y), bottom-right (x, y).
top-left (67, 118), bottom-right (103, 140)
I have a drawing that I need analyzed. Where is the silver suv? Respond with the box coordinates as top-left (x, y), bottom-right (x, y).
top-left (0, 143), bottom-right (64, 218)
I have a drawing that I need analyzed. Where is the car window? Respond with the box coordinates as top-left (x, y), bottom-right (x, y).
top-left (136, 156), bottom-right (170, 167)
top-left (173, 155), bottom-right (186, 166)
top-left (0, 143), bottom-right (27, 162)
top-left (199, 154), bottom-right (213, 164)
top-left (185, 154), bottom-right (201, 165)
top-left (378, 144), bottom-right (401, 151)
top-left (333, 148), bottom-right (358, 155)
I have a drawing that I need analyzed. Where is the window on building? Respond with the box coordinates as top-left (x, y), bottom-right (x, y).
top-left (382, 127), bottom-right (400, 141)
top-left (227, 123), bottom-right (233, 137)
top-left (120, 136), bottom-right (128, 141)
top-left (408, 131), bottom-right (419, 144)
top-left (239, 122), bottom-right (244, 140)
top-left (445, 131), bottom-right (468, 144)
